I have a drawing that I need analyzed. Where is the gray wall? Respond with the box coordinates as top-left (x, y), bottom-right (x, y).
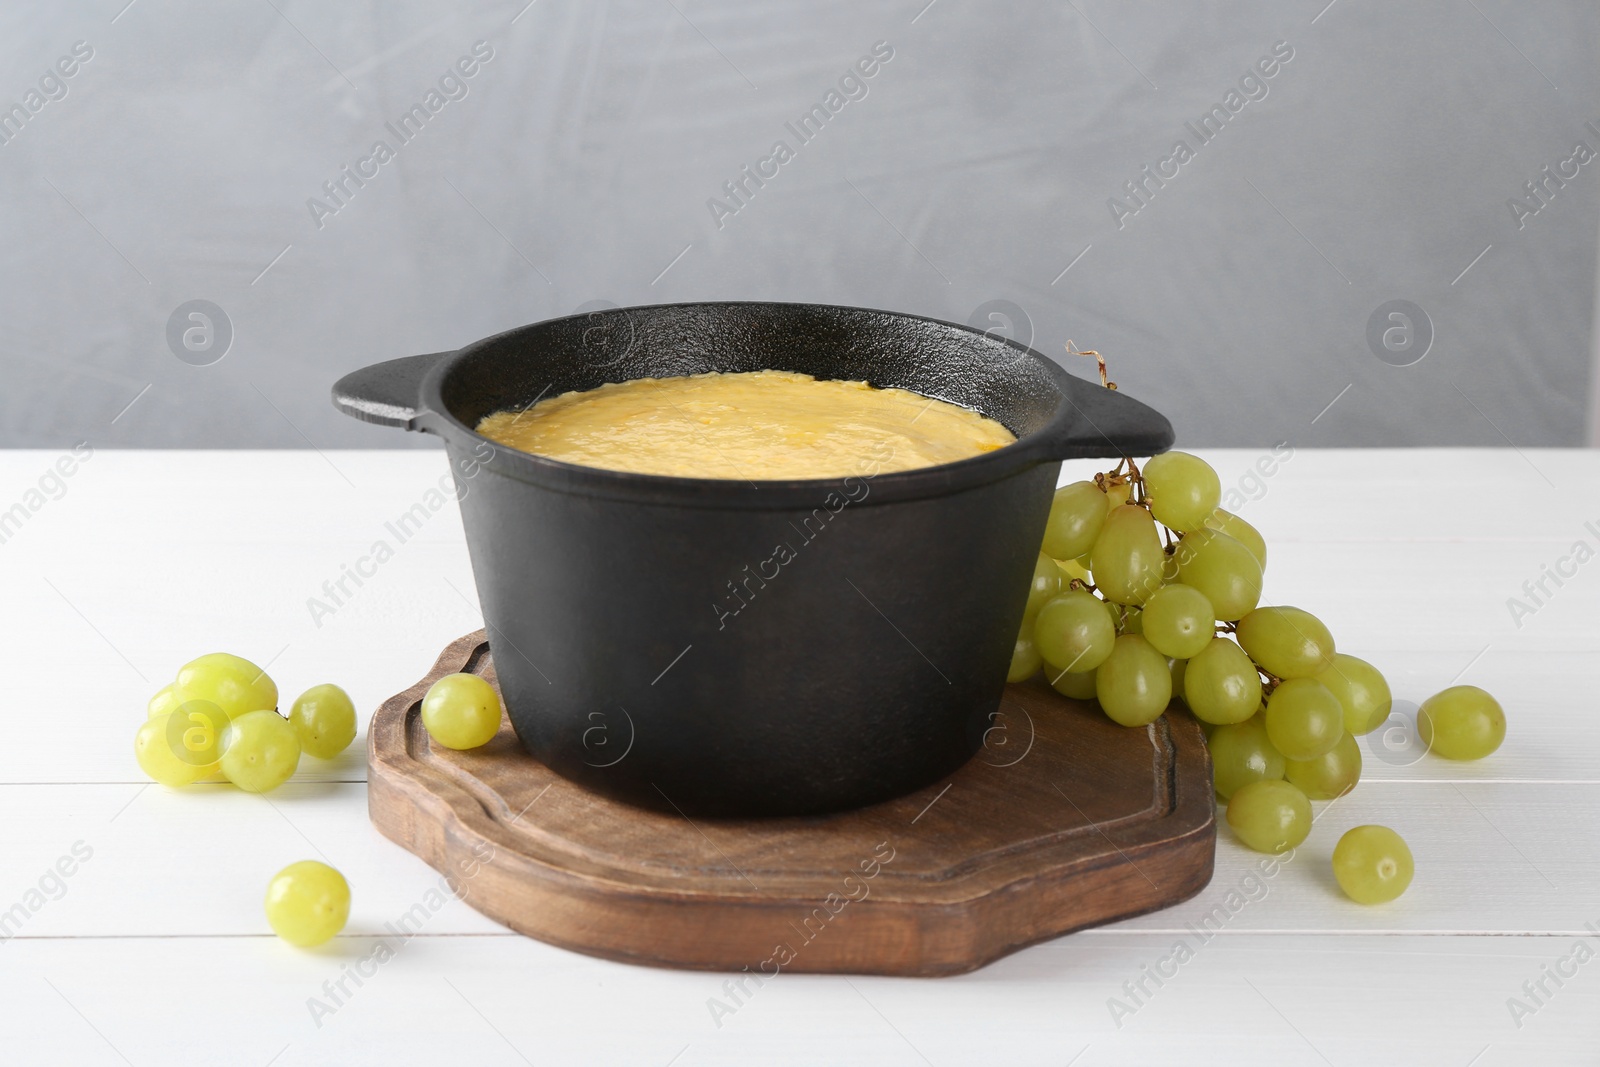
top-left (3, 0), bottom-right (1597, 449)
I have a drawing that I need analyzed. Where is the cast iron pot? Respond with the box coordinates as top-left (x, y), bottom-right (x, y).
top-left (333, 302), bottom-right (1172, 817)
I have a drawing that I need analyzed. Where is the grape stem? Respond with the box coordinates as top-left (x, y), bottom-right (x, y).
top-left (1067, 341), bottom-right (1116, 390)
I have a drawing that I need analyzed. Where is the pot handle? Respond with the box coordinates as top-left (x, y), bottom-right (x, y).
top-left (331, 351), bottom-right (453, 431)
top-left (1048, 374), bottom-right (1176, 459)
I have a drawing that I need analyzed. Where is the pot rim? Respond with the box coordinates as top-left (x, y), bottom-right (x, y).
top-left (376, 301), bottom-right (1171, 510)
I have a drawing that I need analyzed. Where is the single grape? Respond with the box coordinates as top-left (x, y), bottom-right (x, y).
top-left (1042, 481), bottom-right (1111, 561)
top-left (1090, 505), bottom-right (1164, 606)
top-left (290, 684), bottom-right (358, 760)
top-left (1285, 732), bottom-right (1362, 799)
top-left (1168, 657), bottom-right (1187, 705)
top-left (1023, 552), bottom-right (1063, 622)
top-left (1315, 654), bottom-right (1392, 735)
top-left (134, 715), bottom-right (205, 787)
top-left (1204, 509), bottom-right (1267, 571)
top-left (421, 673), bottom-right (503, 750)
top-left (1175, 529), bottom-right (1262, 621)
top-left (1418, 685), bottom-right (1505, 760)
top-left (1332, 825), bottom-right (1413, 904)
top-left (1095, 635), bottom-right (1172, 727)
top-left (1264, 678), bottom-right (1344, 761)
top-left (221, 710), bottom-right (302, 792)
top-left (175, 652), bottom-right (278, 721)
top-left (1184, 637), bottom-right (1263, 725)
top-left (264, 860), bottom-right (351, 947)
top-left (1208, 716), bottom-right (1285, 799)
top-left (1034, 590), bottom-right (1116, 672)
top-left (1236, 606), bottom-right (1336, 679)
top-left (1106, 482), bottom-right (1131, 508)
top-left (167, 699), bottom-right (229, 769)
top-left (1008, 630), bottom-right (1043, 683)
top-left (1141, 584), bottom-right (1216, 659)
top-left (1226, 779), bottom-right (1311, 854)
top-left (1047, 664), bottom-right (1099, 701)
top-left (147, 683), bottom-right (182, 720)
top-left (1142, 451), bottom-right (1221, 532)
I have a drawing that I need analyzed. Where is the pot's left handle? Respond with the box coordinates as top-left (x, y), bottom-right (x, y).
top-left (331, 351), bottom-right (453, 431)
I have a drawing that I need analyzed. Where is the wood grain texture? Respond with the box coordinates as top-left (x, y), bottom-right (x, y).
top-left (368, 630), bottom-right (1216, 976)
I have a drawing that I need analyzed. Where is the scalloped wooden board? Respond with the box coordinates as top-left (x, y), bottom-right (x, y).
top-left (367, 630), bottom-right (1215, 976)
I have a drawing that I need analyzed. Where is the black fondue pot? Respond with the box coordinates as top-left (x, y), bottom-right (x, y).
top-left (333, 302), bottom-right (1172, 816)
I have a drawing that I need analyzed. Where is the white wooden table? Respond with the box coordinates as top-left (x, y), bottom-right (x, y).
top-left (2, 448), bottom-right (1595, 1066)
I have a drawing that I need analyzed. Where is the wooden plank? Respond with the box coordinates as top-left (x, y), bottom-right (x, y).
top-left (2, 451), bottom-right (1596, 785)
top-left (0, 934), bottom-right (1590, 1065)
top-left (4, 778), bottom-right (1594, 939)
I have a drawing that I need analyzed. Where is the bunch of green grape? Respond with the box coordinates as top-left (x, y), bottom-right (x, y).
top-left (135, 652), bottom-right (358, 792)
top-left (1014, 451), bottom-right (1507, 904)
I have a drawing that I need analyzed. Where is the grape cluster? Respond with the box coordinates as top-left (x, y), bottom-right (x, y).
top-left (135, 652), bottom-right (357, 792)
top-left (1015, 451), bottom-right (1507, 904)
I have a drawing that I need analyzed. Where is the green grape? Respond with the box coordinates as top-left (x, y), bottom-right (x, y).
top-left (1332, 825), bottom-right (1413, 904)
top-left (1008, 630), bottom-right (1043, 683)
top-left (175, 652), bottom-right (278, 721)
top-left (1175, 529), bottom-right (1262, 621)
top-left (1264, 678), bottom-right (1344, 760)
top-left (1047, 664), bottom-right (1098, 700)
top-left (1315, 654), bottom-right (1392, 735)
top-left (1168, 657), bottom-right (1187, 705)
top-left (289, 684), bottom-right (358, 760)
top-left (1142, 451), bottom-right (1221, 532)
top-left (1033, 591), bottom-right (1116, 672)
top-left (1095, 635), bottom-right (1172, 727)
top-left (1023, 552), bottom-right (1063, 622)
top-left (167, 699), bottom-right (229, 770)
top-left (1236, 606), bottom-right (1336, 679)
top-left (1205, 509), bottom-right (1266, 571)
top-left (264, 860), bottom-right (351, 947)
top-left (1106, 481), bottom-right (1131, 508)
top-left (147, 683), bottom-right (182, 720)
top-left (421, 673), bottom-right (503, 750)
top-left (134, 715), bottom-right (205, 788)
top-left (1285, 732), bottom-right (1362, 799)
top-left (1208, 716), bottom-right (1285, 799)
top-left (1183, 637), bottom-right (1263, 725)
top-left (221, 710), bottom-right (302, 792)
top-left (1226, 779), bottom-right (1311, 854)
top-left (1042, 481), bottom-right (1111, 560)
top-left (1090, 505), bottom-right (1164, 606)
top-left (1141, 584), bottom-right (1215, 659)
top-left (1418, 685), bottom-right (1505, 760)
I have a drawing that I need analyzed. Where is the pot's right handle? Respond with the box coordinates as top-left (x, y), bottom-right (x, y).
top-left (331, 351), bottom-right (453, 431)
top-left (1048, 374), bottom-right (1176, 459)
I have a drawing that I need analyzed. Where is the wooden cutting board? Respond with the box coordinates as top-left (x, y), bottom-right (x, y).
top-left (368, 630), bottom-right (1215, 976)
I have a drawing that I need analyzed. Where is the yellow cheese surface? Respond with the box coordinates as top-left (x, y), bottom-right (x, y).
top-left (475, 370), bottom-right (1015, 479)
